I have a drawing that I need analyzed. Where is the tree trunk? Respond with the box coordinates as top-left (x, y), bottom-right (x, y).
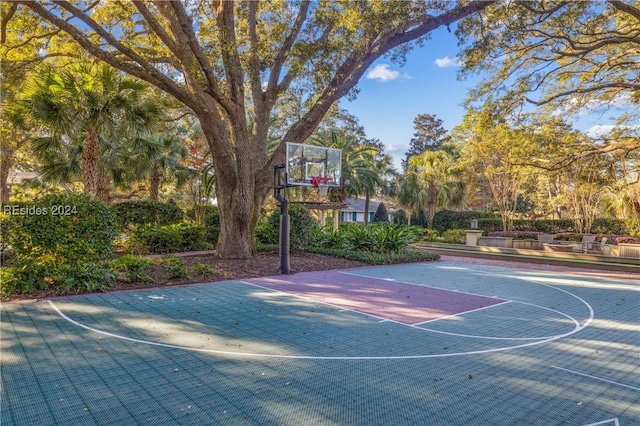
top-left (0, 151), bottom-right (12, 203)
top-left (363, 189), bottom-right (370, 225)
top-left (96, 169), bottom-right (111, 204)
top-left (427, 202), bottom-right (436, 230)
top-left (82, 129), bottom-right (100, 197)
top-left (201, 113), bottom-right (263, 259)
top-left (149, 165), bottom-right (161, 201)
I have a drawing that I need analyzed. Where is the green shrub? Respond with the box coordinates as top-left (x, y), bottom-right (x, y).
top-left (110, 201), bottom-right (183, 229)
top-left (441, 229), bottom-right (467, 244)
top-left (303, 246), bottom-right (439, 265)
top-left (133, 224), bottom-right (182, 253)
top-left (372, 203), bottom-right (389, 223)
top-left (313, 226), bottom-right (347, 249)
top-left (186, 204), bottom-right (218, 224)
top-left (488, 231), bottom-right (545, 240)
top-left (433, 210), bottom-right (498, 232)
top-left (392, 209), bottom-right (408, 225)
top-left (131, 222), bottom-right (212, 254)
top-left (0, 267), bottom-right (20, 297)
top-left (7, 258), bottom-right (117, 295)
top-left (7, 193), bottom-right (117, 264)
top-left (342, 223), bottom-right (378, 252)
top-left (203, 207), bottom-right (220, 245)
top-left (591, 218), bottom-right (630, 235)
top-left (423, 229), bottom-right (440, 241)
top-left (154, 255), bottom-right (187, 278)
top-left (111, 254), bottom-right (152, 282)
top-left (190, 263), bottom-right (212, 276)
top-left (53, 262), bottom-right (117, 294)
top-left (313, 223), bottom-right (420, 253)
top-left (258, 204), bottom-right (318, 249)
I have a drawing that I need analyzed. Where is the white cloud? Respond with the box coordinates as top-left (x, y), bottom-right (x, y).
top-left (587, 124), bottom-right (640, 138)
top-left (366, 64), bottom-right (410, 82)
top-left (587, 125), bottom-right (616, 138)
top-left (434, 56), bottom-right (461, 68)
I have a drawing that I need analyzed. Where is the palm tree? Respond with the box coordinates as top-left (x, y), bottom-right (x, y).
top-left (21, 62), bottom-right (160, 201)
top-left (313, 132), bottom-right (382, 219)
top-left (405, 149), bottom-right (466, 229)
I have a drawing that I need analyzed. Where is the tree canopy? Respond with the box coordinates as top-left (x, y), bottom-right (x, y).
top-left (3, 0), bottom-right (493, 258)
top-left (457, 0), bottom-right (639, 121)
top-left (402, 113), bottom-right (448, 170)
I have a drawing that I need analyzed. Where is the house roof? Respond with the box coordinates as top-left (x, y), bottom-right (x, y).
top-left (341, 197), bottom-right (384, 212)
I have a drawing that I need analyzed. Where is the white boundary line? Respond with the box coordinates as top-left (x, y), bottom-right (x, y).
top-left (413, 298), bottom-right (582, 341)
top-left (241, 280), bottom-right (413, 327)
top-left (48, 274), bottom-right (595, 360)
top-left (411, 300), bottom-right (511, 326)
top-left (551, 366), bottom-right (640, 392)
top-left (581, 419), bottom-right (619, 426)
top-left (337, 270), bottom-right (502, 300)
top-left (246, 279), bottom-right (511, 329)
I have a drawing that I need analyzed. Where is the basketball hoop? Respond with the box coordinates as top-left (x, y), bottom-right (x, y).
top-left (311, 176), bottom-right (332, 197)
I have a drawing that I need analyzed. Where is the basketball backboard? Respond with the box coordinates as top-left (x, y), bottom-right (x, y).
top-left (285, 142), bottom-right (342, 187)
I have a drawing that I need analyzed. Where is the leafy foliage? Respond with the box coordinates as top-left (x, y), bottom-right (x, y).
top-left (432, 210), bottom-right (498, 233)
top-left (110, 254), bottom-right (152, 282)
top-left (257, 204), bottom-right (319, 250)
top-left (8, 193), bottom-right (117, 263)
top-left (304, 246), bottom-right (439, 265)
top-left (5, 193), bottom-right (118, 294)
top-left (402, 113), bottom-right (448, 170)
top-left (11, 0), bottom-right (491, 258)
top-left (313, 223), bottom-right (422, 254)
top-left (153, 255), bottom-right (187, 279)
top-left (372, 203), bottom-right (389, 223)
top-left (130, 222), bottom-right (211, 254)
top-left (110, 201), bottom-right (184, 229)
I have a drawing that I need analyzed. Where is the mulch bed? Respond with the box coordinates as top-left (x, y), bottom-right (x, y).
top-left (2, 251), bottom-right (368, 303)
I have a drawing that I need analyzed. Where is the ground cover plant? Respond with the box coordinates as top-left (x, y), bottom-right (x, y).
top-left (1, 199), bottom-right (439, 301)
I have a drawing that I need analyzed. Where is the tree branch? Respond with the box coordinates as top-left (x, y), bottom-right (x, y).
top-left (21, 1), bottom-right (194, 109)
top-left (608, 0), bottom-right (640, 21)
top-left (1, 1), bottom-right (17, 43)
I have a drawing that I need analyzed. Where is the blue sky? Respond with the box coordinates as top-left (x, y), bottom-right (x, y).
top-left (339, 27), bottom-right (633, 171)
top-left (339, 27), bottom-right (478, 170)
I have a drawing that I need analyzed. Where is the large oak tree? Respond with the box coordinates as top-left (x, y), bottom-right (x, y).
top-left (4, 0), bottom-right (492, 258)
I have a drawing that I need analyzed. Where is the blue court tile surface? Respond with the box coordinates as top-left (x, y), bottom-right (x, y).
top-left (1, 260), bottom-right (638, 425)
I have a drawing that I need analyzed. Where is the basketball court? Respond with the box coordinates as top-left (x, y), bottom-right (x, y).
top-left (1, 257), bottom-right (638, 425)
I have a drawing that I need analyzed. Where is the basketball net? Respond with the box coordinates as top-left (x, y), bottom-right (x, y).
top-left (311, 176), bottom-right (332, 197)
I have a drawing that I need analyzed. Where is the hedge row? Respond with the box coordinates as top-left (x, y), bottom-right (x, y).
top-left (433, 210), bottom-right (634, 235)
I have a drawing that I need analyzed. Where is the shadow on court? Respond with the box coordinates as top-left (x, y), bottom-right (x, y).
top-left (2, 260), bottom-right (638, 425)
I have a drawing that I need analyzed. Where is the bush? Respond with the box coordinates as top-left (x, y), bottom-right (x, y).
top-left (131, 222), bottom-right (212, 254)
top-left (153, 255), bottom-right (187, 278)
top-left (303, 246), bottom-right (439, 265)
top-left (433, 210), bottom-right (498, 232)
top-left (313, 223), bottom-right (421, 254)
top-left (7, 193), bottom-right (118, 264)
top-left (110, 201), bottom-right (183, 229)
top-left (111, 254), bottom-right (152, 282)
top-left (186, 204), bottom-right (218, 223)
top-left (392, 209), bottom-right (408, 225)
top-left (190, 263), bottom-right (213, 276)
top-left (53, 262), bottom-right (117, 294)
top-left (0, 267), bottom-right (18, 297)
top-left (203, 207), bottom-right (220, 245)
top-left (372, 203), bottom-right (389, 223)
top-left (441, 229), bottom-right (467, 244)
top-left (312, 226), bottom-right (348, 249)
top-left (257, 204), bottom-right (318, 249)
top-left (488, 231), bottom-right (545, 240)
